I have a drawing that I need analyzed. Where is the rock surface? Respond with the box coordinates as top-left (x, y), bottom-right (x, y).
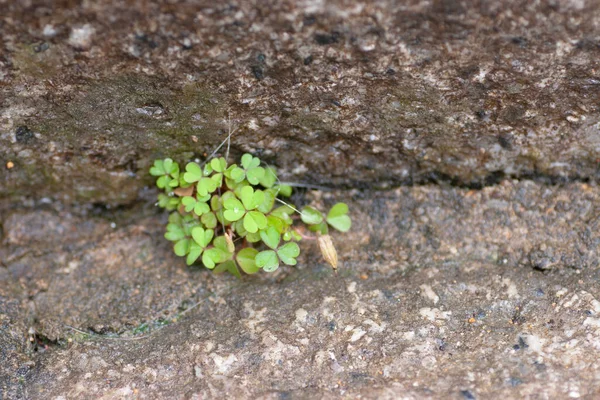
top-left (2, 0), bottom-right (600, 399)
top-left (1, 0), bottom-right (600, 204)
top-left (2, 181), bottom-right (600, 398)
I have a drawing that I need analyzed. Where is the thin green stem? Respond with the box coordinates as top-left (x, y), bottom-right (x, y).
top-left (275, 197), bottom-right (304, 216)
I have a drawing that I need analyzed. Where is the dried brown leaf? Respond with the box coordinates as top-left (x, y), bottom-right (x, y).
top-left (318, 234), bottom-right (338, 270)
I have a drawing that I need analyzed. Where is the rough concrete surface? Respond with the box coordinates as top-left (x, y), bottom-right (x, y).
top-left (1, 0), bottom-right (600, 399)
top-left (1, 0), bottom-right (600, 203)
top-left (2, 182), bottom-right (600, 399)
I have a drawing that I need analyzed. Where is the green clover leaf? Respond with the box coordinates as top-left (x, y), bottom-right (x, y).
top-left (260, 226), bottom-right (280, 249)
top-left (157, 175), bottom-right (177, 189)
top-left (178, 174), bottom-right (193, 189)
top-left (246, 168), bottom-right (265, 185)
top-left (225, 165), bottom-right (246, 183)
top-left (191, 226), bottom-right (214, 248)
top-left (150, 158), bottom-right (179, 179)
top-left (181, 162), bottom-right (215, 194)
top-left (163, 158), bottom-right (175, 174)
top-left (266, 205), bottom-right (294, 235)
top-left (308, 222), bottom-right (328, 234)
top-left (167, 211), bottom-right (183, 224)
top-left (246, 231), bottom-right (262, 243)
top-left (149, 159), bottom-right (167, 176)
top-left (275, 184), bottom-right (292, 197)
top-left (187, 242), bottom-right (204, 265)
top-left (197, 177), bottom-right (218, 196)
top-left (223, 198), bottom-right (245, 221)
top-left (183, 162), bottom-right (203, 183)
top-left (257, 188), bottom-right (276, 213)
top-left (181, 194), bottom-right (211, 216)
top-left (165, 213), bottom-right (199, 238)
top-left (210, 194), bottom-right (219, 208)
top-left (209, 193), bottom-right (226, 225)
top-left (270, 205), bottom-right (294, 223)
top-left (240, 186), bottom-right (265, 210)
top-left (283, 230), bottom-right (302, 242)
top-left (201, 249), bottom-right (221, 269)
top-left (211, 172), bottom-right (223, 188)
top-left (255, 250), bottom-right (279, 272)
top-left (157, 193), bottom-right (170, 208)
top-left (266, 215), bottom-right (286, 234)
top-left (174, 238), bottom-right (191, 257)
top-left (201, 212), bottom-right (217, 229)
top-left (166, 215), bottom-right (207, 264)
top-left (151, 159), bottom-right (180, 190)
top-left (202, 236), bottom-right (233, 269)
top-left (259, 166), bottom-right (278, 188)
top-left (241, 153), bottom-right (260, 169)
top-left (243, 211), bottom-right (267, 233)
top-left (214, 236), bottom-right (234, 255)
top-left (301, 206), bottom-right (324, 225)
top-left (213, 260), bottom-right (241, 278)
top-left (223, 188), bottom-right (266, 232)
top-left (236, 248), bottom-right (260, 274)
top-left (157, 194), bottom-right (181, 210)
top-left (233, 219), bottom-right (247, 237)
top-left (326, 202), bottom-right (351, 232)
top-left (240, 153), bottom-right (265, 185)
top-left (202, 162), bottom-right (213, 175)
top-left (165, 223), bottom-right (185, 242)
top-left (210, 157), bottom-right (227, 173)
top-left (277, 242), bottom-right (300, 266)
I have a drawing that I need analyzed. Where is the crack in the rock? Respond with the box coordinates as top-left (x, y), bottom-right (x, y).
top-left (420, 170), bottom-right (596, 190)
top-left (346, 170), bottom-right (597, 192)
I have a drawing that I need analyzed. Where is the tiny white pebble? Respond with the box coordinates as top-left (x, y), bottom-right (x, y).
top-left (347, 281), bottom-right (357, 293)
top-left (68, 24), bottom-right (95, 49)
top-left (43, 24), bottom-right (57, 37)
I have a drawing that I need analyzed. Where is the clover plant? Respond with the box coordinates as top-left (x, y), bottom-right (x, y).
top-left (150, 154), bottom-right (351, 277)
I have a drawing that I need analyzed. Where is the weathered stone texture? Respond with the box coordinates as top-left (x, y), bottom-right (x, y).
top-left (1, 0), bottom-right (600, 204)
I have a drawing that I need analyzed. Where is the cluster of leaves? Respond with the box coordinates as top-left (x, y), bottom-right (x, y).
top-left (150, 154), bottom-right (351, 276)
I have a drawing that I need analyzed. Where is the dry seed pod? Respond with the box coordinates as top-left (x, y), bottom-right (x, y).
top-left (318, 234), bottom-right (338, 270)
top-left (224, 231), bottom-right (235, 253)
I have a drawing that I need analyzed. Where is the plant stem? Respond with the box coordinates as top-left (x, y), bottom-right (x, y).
top-left (294, 229), bottom-right (316, 240)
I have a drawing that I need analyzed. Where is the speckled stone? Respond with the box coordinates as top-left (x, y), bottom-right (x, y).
top-left (1, 1), bottom-right (600, 399)
top-left (1, 181), bottom-right (599, 399)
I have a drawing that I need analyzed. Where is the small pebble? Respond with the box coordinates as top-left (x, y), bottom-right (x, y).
top-left (69, 24), bottom-right (95, 49)
top-left (43, 24), bottom-right (57, 37)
